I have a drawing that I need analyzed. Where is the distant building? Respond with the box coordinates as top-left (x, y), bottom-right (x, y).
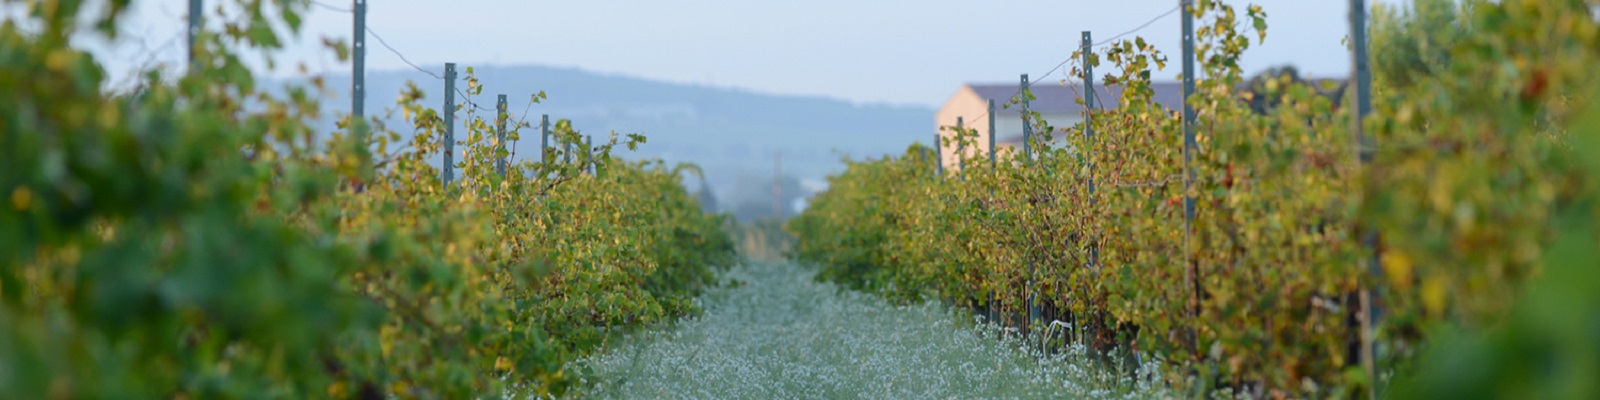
top-left (933, 81), bottom-right (1186, 171)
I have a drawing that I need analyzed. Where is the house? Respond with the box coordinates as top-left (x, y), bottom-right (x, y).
top-left (934, 81), bottom-right (1187, 171)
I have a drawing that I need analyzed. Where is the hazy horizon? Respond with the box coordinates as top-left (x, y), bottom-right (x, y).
top-left (61, 0), bottom-right (1407, 108)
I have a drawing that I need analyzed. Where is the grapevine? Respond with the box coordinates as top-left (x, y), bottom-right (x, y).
top-left (0, 1), bottom-right (732, 398)
top-left (788, 0), bottom-right (1600, 396)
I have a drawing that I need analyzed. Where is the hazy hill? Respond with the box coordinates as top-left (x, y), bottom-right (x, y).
top-left (307, 65), bottom-right (932, 217)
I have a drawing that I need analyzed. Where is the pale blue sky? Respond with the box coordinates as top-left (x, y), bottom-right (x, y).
top-left (82, 0), bottom-right (1405, 107)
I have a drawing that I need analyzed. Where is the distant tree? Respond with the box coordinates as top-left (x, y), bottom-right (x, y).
top-left (695, 179), bottom-right (719, 214)
top-left (1245, 0), bottom-right (1483, 119)
top-left (1371, 0), bottom-right (1472, 91)
top-left (1243, 65), bottom-right (1347, 115)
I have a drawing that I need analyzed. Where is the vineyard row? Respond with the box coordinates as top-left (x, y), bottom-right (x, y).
top-left (787, 1), bottom-right (1600, 397)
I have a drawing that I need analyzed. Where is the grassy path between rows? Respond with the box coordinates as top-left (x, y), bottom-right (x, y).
top-left (569, 262), bottom-right (1170, 399)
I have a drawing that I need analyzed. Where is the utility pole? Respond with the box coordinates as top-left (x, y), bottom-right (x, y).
top-left (773, 150), bottom-right (783, 219)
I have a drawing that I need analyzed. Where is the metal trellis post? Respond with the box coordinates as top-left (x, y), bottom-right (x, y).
top-left (1084, 31), bottom-right (1099, 273)
top-left (988, 99), bottom-right (997, 166)
top-left (1021, 72), bottom-right (1038, 329)
top-left (921, 143), bottom-right (934, 176)
top-left (1351, 0), bottom-right (1379, 397)
top-left (957, 117), bottom-right (966, 179)
top-left (541, 114), bottom-right (550, 166)
top-left (497, 94), bottom-right (508, 176)
top-left (1021, 74), bottom-right (1032, 164)
top-left (989, 99), bottom-right (997, 196)
top-left (1179, 0), bottom-right (1201, 355)
top-left (563, 124), bottom-right (573, 165)
top-left (352, 0), bottom-right (366, 134)
top-left (443, 63), bottom-right (457, 187)
top-left (188, 0), bottom-right (202, 71)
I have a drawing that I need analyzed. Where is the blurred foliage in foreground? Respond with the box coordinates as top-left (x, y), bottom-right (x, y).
top-left (1391, 77), bottom-right (1600, 400)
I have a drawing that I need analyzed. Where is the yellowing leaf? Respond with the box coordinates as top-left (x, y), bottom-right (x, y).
top-left (10, 187), bottom-right (31, 211)
top-left (327, 381), bottom-right (347, 398)
top-left (1422, 276), bottom-right (1449, 317)
top-left (1383, 251), bottom-right (1415, 289)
